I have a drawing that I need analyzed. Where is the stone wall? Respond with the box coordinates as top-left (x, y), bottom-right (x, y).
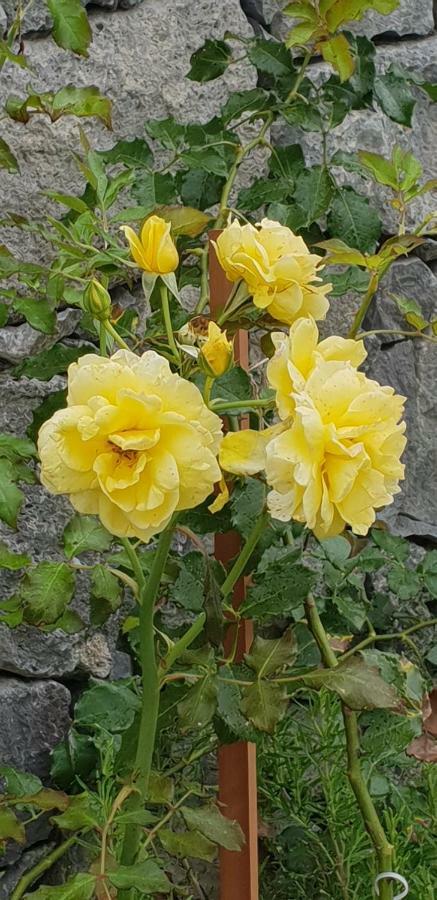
top-left (0, 0), bottom-right (437, 893)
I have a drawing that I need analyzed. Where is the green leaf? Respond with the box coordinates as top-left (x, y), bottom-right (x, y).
top-left (309, 656), bottom-right (403, 711)
top-left (0, 303), bottom-right (8, 327)
top-left (0, 541), bottom-right (30, 570)
top-left (155, 204), bottom-right (212, 237)
top-left (19, 561), bottom-right (75, 626)
top-left (374, 70), bottom-right (415, 126)
top-left (18, 788), bottom-right (69, 812)
top-left (13, 344), bottom-right (90, 380)
top-left (0, 433), bottom-right (36, 462)
top-left (245, 628), bottom-right (297, 677)
top-left (230, 478), bottom-right (265, 539)
top-left (100, 137), bottom-right (153, 168)
top-left (211, 366), bottom-right (252, 411)
top-left (269, 144), bottom-right (305, 181)
top-left (328, 266), bottom-right (370, 297)
top-left (247, 38), bottom-right (294, 77)
top-left (286, 21), bottom-right (317, 48)
top-left (145, 117), bottom-right (186, 150)
top-left (390, 293), bottom-right (428, 331)
top-left (12, 297), bottom-right (56, 334)
top-left (47, 0), bottom-right (92, 56)
top-left (221, 88), bottom-right (270, 124)
top-left (0, 766), bottom-right (42, 797)
top-left (0, 807), bottom-right (25, 844)
top-left (131, 172), bottom-right (177, 211)
top-left (237, 177), bottom-right (291, 212)
top-left (0, 459), bottom-right (24, 528)
top-left (426, 645), bottom-right (437, 665)
top-left (179, 496), bottom-right (232, 535)
top-left (387, 565), bottom-right (421, 601)
top-left (241, 681), bottom-right (288, 732)
top-left (328, 187), bottom-right (381, 252)
top-left (109, 861), bottom-right (171, 894)
top-left (180, 145), bottom-right (231, 178)
top-left (243, 552), bottom-right (314, 622)
top-left (115, 810), bottom-right (157, 826)
top-left (0, 137), bottom-right (19, 173)
top-left (90, 564), bottom-right (122, 625)
top-left (63, 515), bottom-right (112, 559)
top-left (148, 772), bottom-right (174, 804)
top-left (267, 201), bottom-right (308, 233)
top-left (51, 792), bottom-right (103, 831)
top-left (75, 681), bottom-right (141, 733)
top-left (216, 677), bottom-right (258, 743)
top-left (50, 731), bottom-right (97, 790)
top-left (319, 34), bottom-right (355, 82)
top-left (0, 40), bottom-right (28, 71)
top-left (188, 38), bottom-right (232, 82)
top-left (27, 389), bottom-right (67, 444)
top-left (23, 874), bottom-right (96, 900)
top-left (420, 550), bottom-right (437, 598)
top-left (357, 150), bottom-right (398, 187)
top-left (178, 675), bottom-right (218, 730)
top-left (50, 608), bottom-right (84, 634)
top-left (371, 528), bottom-right (409, 562)
top-left (159, 828), bottom-right (217, 862)
top-left (181, 803), bottom-right (244, 851)
top-left (293, 166), bottom-right (334, 226)
top-left (178, 168), bottom-right (224, 210)
top-left (6, 87), bottom-right (112, 128)
top-left (169, 551), bottom-right (206, 612)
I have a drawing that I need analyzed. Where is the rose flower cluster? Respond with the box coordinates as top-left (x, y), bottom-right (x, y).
top-left (38, 216), bottom-right (406, 542)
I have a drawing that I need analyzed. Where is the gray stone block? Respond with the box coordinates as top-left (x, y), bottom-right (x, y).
top-left (0, 625), bottom-right (113, 679)
top-left (0, 309), bottom-right (81, 364)
top-left (362, 259), bottom-right (437, 539)
top-left (0, 0), bottom-right (255, 260)
top-left (0, 678), bottom-right (71, 776)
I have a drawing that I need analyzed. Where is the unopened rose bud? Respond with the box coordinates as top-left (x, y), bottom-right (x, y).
top-left (82, 279), bottom-right (112, 322)
top-left (199, 322), bottom-right (234, 378)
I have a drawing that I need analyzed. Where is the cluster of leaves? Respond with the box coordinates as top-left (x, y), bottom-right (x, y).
top-left (258, 690), bottom-right (437, 900)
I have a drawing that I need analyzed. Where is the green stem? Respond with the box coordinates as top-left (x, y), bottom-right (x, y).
top-left (120, 537), bottom-right (146, 592)
top-left (211, 397), bottom-right (274, 413)
top-left (104, 319), bottom-right (130, 351)
top-left (99, 321), bottom-right (107, 356)
top-left (10, 837), bottom-right (77, 900)
top-left (159, 281), bottom-right (180, 364)
top-left (348, 272), bottom-right (380, 339)
top-left (304, 595), bottom-right (393, 900)
top-left (119, 519), bottom-right (176, 869)
top-left (203, 376), bottom-right (214, 405)
top-left (195, 246), bottom-right (210, 314)
top-left (216, 114), bottom-right (273, 227)
top-left (221, 511), bottom-right (268, 599)
top-left (358, 328), bottom-right (437, 344)
top-left (161, 611), bottom-right (206, 677)
top-left (286, 48), bottom-right (312, 102)
top-left (340, 617), bottom-right (437, 662)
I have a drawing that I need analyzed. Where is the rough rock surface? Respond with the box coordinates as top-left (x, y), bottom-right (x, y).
top-left (0, 678), bottom-right (71, 776)
top-left (361, 259), bottom-right (437, 539)
top-left (0, 0), bottom-right (255, 259)
top-left (0, 309), bottom-right (81, 363)
top-left (0, 625), bottom-right (113, 679)
top-left (0, 843), bottom-right (56, 899)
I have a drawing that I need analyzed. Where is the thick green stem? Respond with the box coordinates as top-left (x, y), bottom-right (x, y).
top-left (120, 521), bottom-right (176, 869)
top-left (348, 272), bottom-right (380, 339)
top-left (221, 511), bottom-right (267, 599)
top-left (304, 595), bottom-right (393, 900)
top-left (215, 114), bottom-right (273, 227)
top-left (203, 376), bottom-right (214, 405)
top-left (211, 397), bottom-right (274, 414)
top-left (99, 321), bottom-right (107, 356)
top-left (194, 246), bottom-right (210, 314)
top-left (159, 281), bottom-right (180, 364)
top-left (11, 837), bottom-right (77, 900)
top-left (104, 319), bottom-right (130, 350)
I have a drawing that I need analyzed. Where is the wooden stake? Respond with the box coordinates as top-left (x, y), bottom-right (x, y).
top-left (208, 231), bottom-right (259, 900)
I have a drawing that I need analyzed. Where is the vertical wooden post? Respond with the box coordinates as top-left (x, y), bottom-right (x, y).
top-left (208, 232), bottom-right (259, 900)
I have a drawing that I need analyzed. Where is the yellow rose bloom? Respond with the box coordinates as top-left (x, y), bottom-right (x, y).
top-left (121, 215), bottom-right (179, 275)
top-left (199, 322), bottom-right (234, 378)
top-left (267, 316), bottom-right (367, 419)
top-left (214, 218), bottom-right (331, 325)
top-left (266, 360), bottom-right (406, 538)
top-left (38, 350), bottom-right (222, 542)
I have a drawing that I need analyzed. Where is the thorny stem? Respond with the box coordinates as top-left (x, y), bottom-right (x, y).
top-left (210, 397), bottom-right (274, 413)
top-left (103, 319), bottom-right (130, 351)
top-left (195, 245), bottom-right (210, 314)
top-left (215, 113), bottom-right (274, 227)
top-left (286, 49), bottom-right (312, 103)
top-left (119, 520), bottom-right (176, 871)
top-left (99, 321), bottom-right (107, 356)
top-left (348, 271), bottom-right (380, 339)
top-left (358, 327), bottom-right (437, 344)
top-left (341, 617), bottom-right (437, 662)
top-left (304, 595), bottom-right (394, 900)
top-left (221, 511), bottom-right (268, 599)
top-left (10, 837), bottom-right (78, 900)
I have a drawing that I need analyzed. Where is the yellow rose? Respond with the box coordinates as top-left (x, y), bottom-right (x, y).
top-left (199, 322), bottom-right (234, 378)
top-left (214, 218), bottom-right (331, 325)
top-left (267, 316), bottom-right (367, 419)
top-left (38, 350), bottom-right (222, 542)
top-left (266, 360), bottom-right (406, 538)
top-left (121, 215), bottom-right (179, 275)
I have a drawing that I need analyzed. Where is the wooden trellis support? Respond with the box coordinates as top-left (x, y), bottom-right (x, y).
top-left (209, 232), bottom-right (259, 900)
